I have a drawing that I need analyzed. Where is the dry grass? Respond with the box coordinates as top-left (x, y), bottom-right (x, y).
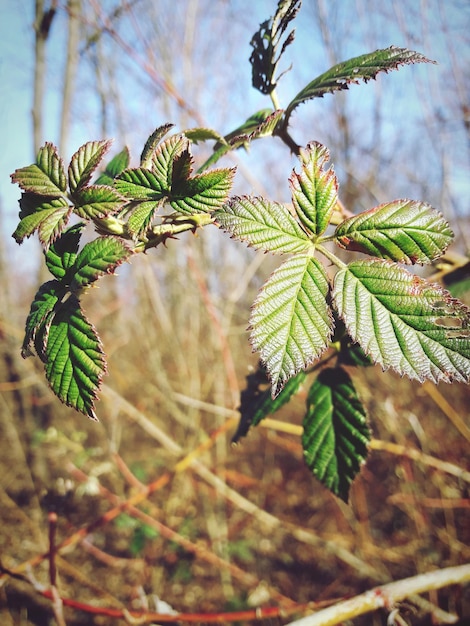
top-left (0, 233), bottom-right (469, 625)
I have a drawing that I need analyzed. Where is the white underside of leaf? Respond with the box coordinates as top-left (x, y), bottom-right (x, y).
top-left (250, 254), bottom-right (333, 396)
top-left (333, 260), bottom-right (470, 383)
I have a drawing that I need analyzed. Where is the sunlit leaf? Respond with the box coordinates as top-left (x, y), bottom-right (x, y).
top-left (21, 280), bottom-right (65, 358)
top-left (73, 185), bottom-right (126, 219)
top-left (115, 168), bottom-right (167, 199)
top-left (215, 109), bottom-right (274, 150)
top-left (333, 259), bottom-right (470, 383)
top-left (290, 142), bottom-right (338, 237)
top-left (11, 143), bottom-right (66, 196)
top-left (140, 124), bottom-right (174, 168)
top-left (250, 254), bottom-right (333, 397)
top-left (95, 147), bottom-right (130, 185)
top-left (303, 368), bottom-right (370, 502)
top-left (250, 0), bottom-right (301, 94)
top-left (170, 168), bottom-right (235, 214)
top-left (126, 200), bottom-right (163, 238)
top-left (285, 47), bottom-right (436, 120)
top-left (184, 127), bottom-right (228, 145)
top-left (12, 197), bottom-right (72, 248)
top-left (248, 109), bottom-right (284, 141)
top-left (45, 295), bottom-right (106, 419)
top-left (68, 140), bottom-right (112, 193)
top-left (334, 199), bottom-right (453, 264)
top-left (151, 134), bottom-right (190, 189)
top-left (215, 195), bottom-right (310, 253)
top-left (45, 223), bottom-right (84, 281)
top-left (70, 237), bottom-right (131, 291)
top-left (233, 369), bottom-right (307, 443)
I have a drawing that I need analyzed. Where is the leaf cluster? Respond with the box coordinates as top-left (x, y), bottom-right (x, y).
top-left (10, 0), bottom-right (469, 501)
top-left (11, 128), bottom-right (234, 419)
top-left (218, 142), bottom-right (468, 500)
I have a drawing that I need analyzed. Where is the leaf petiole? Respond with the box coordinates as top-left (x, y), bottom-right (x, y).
top-left (316, 243), bottom-right (347, 269)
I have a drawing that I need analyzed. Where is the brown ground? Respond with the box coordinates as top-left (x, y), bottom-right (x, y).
top-left (1, 249), bottom-right (469, 625)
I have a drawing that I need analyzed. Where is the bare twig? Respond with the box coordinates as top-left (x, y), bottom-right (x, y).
top-left (286, 564), bottom-right (470, 626)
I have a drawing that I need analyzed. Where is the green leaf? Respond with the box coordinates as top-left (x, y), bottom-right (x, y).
top-left (250, 255), bottom-right (333, 397)
top-left (140, 124), bottom-right (174, 168)
top-left (45, 295), bottom-right (106, 419)
top-left (333, 259), bottom-right (470, 383)
top-left (73, 185), bottom-right (126, 219)
top-left (126, 200), bottom-right (163, 238)
top-left (12, 197), bottom-right (72, 248)
top-left (68, 140), bottom-right (112, 193)
top-left (285, 47), bottom-right (436, 120)
top-left (150, 134), bottom-right (190, 189)
top-left (21, 280), bottom-right (65, 358)
top-left (233, 368), bottom-right (307, 443)
top-left (248, 109), bottom-right (284, 141)
top-left (290, 142), bottom-right (338, 237)
top-left (45, 223), bottom-right (84, 281)
top-left (215, 109), bottom-right (274, 149)
top-left (170, 168), bottom-right (235, 214)
top-left (184, 127), bottom-right (228, 145)
top-left (115, 168), bottom-right (167, 200)
top-left (334, 199), bottom-right (454, 264)
top-left (250, 0), bottom-right (301, 94)
top-left (70, 237), bottom-right (131, 291)
top-left (95, 147), bottom-right (130, 185)
top-left (11, 143), bottom-right (67, 196)
top-left (215, 195), bottom-right (311, 254)
top-left (302, 368), bottom-right (370, 502)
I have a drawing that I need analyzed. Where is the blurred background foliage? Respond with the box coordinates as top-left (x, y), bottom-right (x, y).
top-left (0, 0), bottom-right (469, 623)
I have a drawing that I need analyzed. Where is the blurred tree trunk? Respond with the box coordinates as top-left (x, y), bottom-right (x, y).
top-left (59, 0), bottom-right (81, 155)
top-left (32, 0), bottom-right (57, 154)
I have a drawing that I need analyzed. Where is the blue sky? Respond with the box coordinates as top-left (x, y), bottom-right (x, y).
top-left (1, 0), bottom-right (469, 277)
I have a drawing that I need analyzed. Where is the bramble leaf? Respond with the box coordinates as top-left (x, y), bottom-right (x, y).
top-left (151, 134), bottom-right (190, 189)
top-left (290, 142), bottom-right (338, 237)
top-left (233, 369), bottom-right (307, 443)
top-left (334, 199), bottom-right (454, 264)
top-left (248, 109), bottom-right (284, 141)
top-left (184, 127), bottom-right (227, 145)
top-left (170, 168), bottom-right (235, 214)
top-left (333, 259), bottom-right (470, 383)
top-left (45, 295), bottom-right (106, 419)
top-left (73, 185), bottom-right (126, 219)
top-left (303, 368), bottom-right (370, 502)
top-left (115, 168), bottom-right (167, 200)
top-left (70, 237), bottom-right (131, 291)
top-left (126, 200), bottom-right (163, 238)
top-left (215, 195), bottom-right (310, 253)
top-left (68, 140), bottom-right (112, 193)
top-left (13, 197), bottom-right (72, 247)
top-left (250, 254), bottom-right (333, 397)
top-left (21, 280), bottom-right (65, 358)
top-left (250, 0), bottom-right (301, 94)
top-left (11, 143), bottom-right (67, 196)
top-left (285, 47), bottom-right (436, 120)
top-left (45, 224), bottom-right (84, 281)
top-left (215, 109), bottom-right (274, 149)
top-left (140, 124), bottom-right (174, 168)
top-left (95, 147), bottom-right (130, 185)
